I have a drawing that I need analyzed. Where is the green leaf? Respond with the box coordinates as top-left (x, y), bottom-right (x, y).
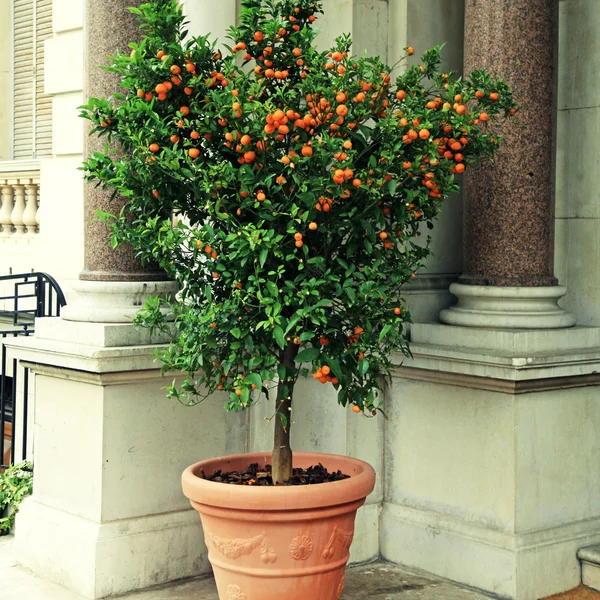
top-left (273, 326), bottom-right (285, 349)
top-left (259, 248), bottom-right (268, 267)
top-left (379, 324), bottom-right (392, 342)
top-left (359, 359), bottom-right (370, 377)
top-left (244, 373), bottom-right (262, 388)
top-left (295, 347), bottom-right (320, 362)
top-left (230, 327), bottom-right (242, 339)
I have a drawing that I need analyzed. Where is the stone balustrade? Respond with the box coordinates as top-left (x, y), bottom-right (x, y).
top-left (0, 161), bottom-right (40, 236)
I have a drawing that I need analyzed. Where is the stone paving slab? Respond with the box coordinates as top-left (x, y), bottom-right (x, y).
top-left (0, 540), bottom-right (494, 600)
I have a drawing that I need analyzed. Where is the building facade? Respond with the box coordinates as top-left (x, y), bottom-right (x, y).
top-left (1, 1), bottom-right (600, 599)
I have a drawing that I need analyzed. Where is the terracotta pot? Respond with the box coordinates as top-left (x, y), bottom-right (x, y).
top-left (182, 451), bottom-right (376, 600)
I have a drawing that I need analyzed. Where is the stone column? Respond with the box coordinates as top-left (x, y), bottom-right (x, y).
top-left (61, 0), bottom-right (175, 321)
top-left (440, 0), bottom-right (575, 329)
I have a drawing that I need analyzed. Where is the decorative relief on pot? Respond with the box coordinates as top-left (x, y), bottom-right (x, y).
top-left (227, 584), bottom-right (247, 600)
top-left (206, 530), bottom-right (277, 563)
top-left (289, 534), bottom-right (313, 560)
top-left (322, 527), bottom-right (354, 559)
top-left (337, 574), bottom-right (345, 598)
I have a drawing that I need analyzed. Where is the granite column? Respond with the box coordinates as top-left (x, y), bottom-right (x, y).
top-left (440, 0), bottom-right (574, 328)
top-left (62, 0), bottom-right (175, 322)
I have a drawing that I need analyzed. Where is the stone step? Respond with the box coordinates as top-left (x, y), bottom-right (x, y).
top-left (578, 545), bottom-right (600, 592)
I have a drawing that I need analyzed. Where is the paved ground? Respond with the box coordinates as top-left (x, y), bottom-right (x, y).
top-left (1, 534), bottom-right (595, 599)
top-left (0, 534), bottom-right (494, 600)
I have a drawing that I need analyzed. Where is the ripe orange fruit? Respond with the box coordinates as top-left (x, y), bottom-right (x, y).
top-left (394, 307), bottom-right (401, 315)
top-left (456, 104), bottom-right (467, 115)
top-left (190, 131), bottom-right (200, 139)
top-left (336, 104), bottom-right (348, 117)
top-left (402, 161), bottom-right (412, 169)
top-left (343, 140), bottom-right (352, 150)
top-left (479, 112), bottom-right (489, 122)
top-left (379, 231), bottom-right (388, 240)
top-left (137, 89), bottom-right (144, 98)
top-left (419, 128), bottom-right (431, 140)
top-left (240, 134), bottom-right (251, 146)
top-left (170, 135), bottom-right (180, 143)
top-left (475, 90), bottom-right (485, 98)
top-left (489, 92), bottom-right (499, 101)
top-left (352, 404), bottom-right (361, 413)
top-left (244, 151), bottom-right (256, 163)
top-left (254, 31), bottom-right (264, 41)
top-left (152, 190), bottom-right (159, 199)
top-left (406, 46), bottom-right (414, 55)
top-left (170, 65), bottom-right (181, 75)
top-left (309, 222), bottom-right (317, 231)
top-left (188, 148), bottom-right (200, 158)
top-left (257, 191), bottom-right (266, 201)
top-left (184, 87), bottom-right (193, 95)
top-left (149, 143), bottom-right (159, 153)
top-left (144, 92), bottom-right (153, 102)
top-left (294, 232), bottom-right (303, 241)
top-left (295, 240), bottom-right (303, 248)
top-left (301, 145), bottom-right (313, 157)
top-left (156, 50), bottom-right (165, 59)
top-left (352, 179), bottom-right (361, 188)
top-left (322, 365), bottom-right (331, 375)
top-left (180, 106), bottom-right (190, 116)
top-left (455, 163), bottom-right (465, 173)
top-left (185, 62), bottom-right (195, 73)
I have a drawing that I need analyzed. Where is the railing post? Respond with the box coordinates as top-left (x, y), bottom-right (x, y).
top-left (11, 184), bottom-right (26, 234)
top-left (23, 184), bottom-right (39, 233)
top-left (0, 185), bottom-right (14, 236)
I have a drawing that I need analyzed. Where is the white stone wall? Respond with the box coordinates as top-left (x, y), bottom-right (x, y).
top-left (0, 0), bottom-right (85, 300)
top-left (555, 0), bottom-right (600, 326)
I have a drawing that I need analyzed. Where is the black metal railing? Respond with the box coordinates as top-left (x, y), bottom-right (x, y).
top-left (0, 273), bottom-right (66, 470)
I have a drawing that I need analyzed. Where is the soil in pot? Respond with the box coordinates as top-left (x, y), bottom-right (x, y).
top-left (203, 462), bottom-right (350, 486)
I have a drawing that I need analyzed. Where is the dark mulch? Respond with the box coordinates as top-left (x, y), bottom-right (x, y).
top-left (201, 462), bottom-right (350, 486)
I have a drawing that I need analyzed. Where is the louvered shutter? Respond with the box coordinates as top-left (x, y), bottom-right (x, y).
top-left (13, 0), bottom-right (53, 159)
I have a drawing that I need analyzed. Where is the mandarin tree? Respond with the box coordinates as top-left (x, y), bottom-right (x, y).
top-left (81, 0), bottom-right (516, 484)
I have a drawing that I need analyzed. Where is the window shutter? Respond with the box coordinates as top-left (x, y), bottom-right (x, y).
top-left (13, 0), bottom-right (53, 160)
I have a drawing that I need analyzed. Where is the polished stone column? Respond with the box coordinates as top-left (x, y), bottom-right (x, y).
top-left (62, 0), bottom-right (175, 322)
top-left (440, 0), bottom-right (574, 328)
top-left (81, 0), bottom-right (165, 282)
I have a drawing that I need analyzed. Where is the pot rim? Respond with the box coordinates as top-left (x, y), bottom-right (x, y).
top-left (182, 451), bottom-right (376, 511)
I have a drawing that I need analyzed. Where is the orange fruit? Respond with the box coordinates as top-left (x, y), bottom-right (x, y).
top-left (169, 135), bottom-right (180, 143)
top-left (301, 145), bottom-right (313, 157)
top-left (240, 134), bottom-right (251, 146)
top-left (254, 31), bottom-right (264, 42)
top-left (188, 148), bottom-right (200, 158)
top-left (394, 307), bottom-right (401, 315)
top-left (352, 405), bottom-right (361, 413)
top-left (479, 112), bottom-right (489, 122)
top-left (308, 222), bottom-right (317, 231)
top-left (190, 131), bottom-right (200, 139)
top-left (149, 143), bottom-right (159, 153)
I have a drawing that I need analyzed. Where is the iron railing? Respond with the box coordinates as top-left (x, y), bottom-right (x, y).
top-left (0, 273), bottom-right (66, 470)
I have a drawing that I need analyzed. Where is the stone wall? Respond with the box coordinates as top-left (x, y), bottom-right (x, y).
top-left (555, 0), bottom-right (600, 326)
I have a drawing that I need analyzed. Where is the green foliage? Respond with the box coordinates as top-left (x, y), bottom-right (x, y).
top-left (80, 0), bottom-right (516, 416)
top-left (0, 461), bottom-right (33, 535)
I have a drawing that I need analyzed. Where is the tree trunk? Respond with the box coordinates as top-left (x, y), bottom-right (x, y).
top-left (271, 342), bottom-right (299, 485)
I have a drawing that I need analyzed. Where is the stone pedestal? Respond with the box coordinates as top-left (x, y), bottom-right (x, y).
top-left (4, 319), bottom-right (246, 599)
top-left (381, 323), bottom-right (600, 600)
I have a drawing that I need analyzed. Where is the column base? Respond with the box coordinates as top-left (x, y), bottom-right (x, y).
top-left (439, 283), bottom-right (576, 329)
top-left (60, 280), bottom-right (178, 323)
top-left (14, 498), bottom-right (209, 599)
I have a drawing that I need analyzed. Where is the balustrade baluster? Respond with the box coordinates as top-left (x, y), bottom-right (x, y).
top-left (11, 185), bottom-right (27, 234)
top-left (23, 184), bottom-right (39, 233)
top-left (0, 184), bottom-right (15, 236)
